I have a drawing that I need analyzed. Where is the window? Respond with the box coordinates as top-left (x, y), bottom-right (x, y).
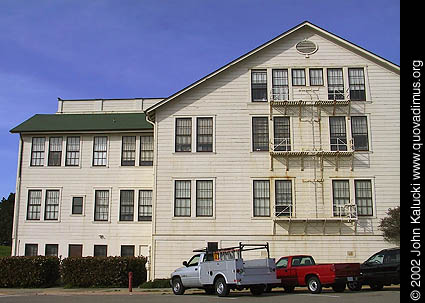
top-left (273, 117), bottom-right (291, 151)
top-left (94, 190), bottom-right (109, 221)
top-left (93, 136), bottom-right (107, 166)
top-left (66, 136), bottom-right (80, 166)
top-left (366, 252), bottom-right (384, 265)
top-left (94, 245), bottom-right (107, 257)
top-left (329, 117), bottom-right (347, 151)
top-left (121, 245), bottom-right (135, 257)
top-left (355, 180), bottom-right (373, 216)
top-left (31, 137), bottom-right (45, 166)
top-left (351, 116), bottom-right (369, 151)
top-left (25, 244), bottom-right (38, 256)
top-left (175, 118), bottom-right (192, 152)
top-left (138, 190), bottom-right (152, 221)
top-left (275, 180), bottom-right (292, 216)
top-left (197, 118), bottom-right (213, 152)
top-left (174, 180), bottom-right (191, 217)
top-left (187, 254), bottom-right (200, 267)
top-left (45, 244), bottom-right (58, 256)
top-left (349, 68), bottom-right (366, 101)
top-left (253, 180), bottom-right (270, 217)
top-left (292, 69), bottom-right (306, 86)
top-left (140, 135), bottom-right (154, 166)
top-left (327, 68), bottom-right (344, 100)
top-left (121, 136), bottom-right (136, 166)
top-left (69, 244), bottom-right (83, 257)
top-left (120, 190), bottom-right (134, 221)
top-left (332, 180), bottom-right (350, 216)
top-left (72, 197), bottom-right (83, 215)
top-left (272, 69), bottom-right (289, 100)
top-left (27, 190), bottom-right (42, 220)
top-left (44, 190), bottom-right (60, 220)
top-left (48, 137), bottom-right (62, 166)
top-left (309, 68), bottom-right (323, 86)
top-left (252, 117), bottom-right (269, 151)
top-left (291, 256), bottom-right (315, 267)
top-left (251, 70), bottom-right (267, 101)
top-left (196, 180), bottom-right (213, 217)
top-left (276, 257), bottom-right (288, 269)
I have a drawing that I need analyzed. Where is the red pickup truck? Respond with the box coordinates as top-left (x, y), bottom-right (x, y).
top-left (274, 255), bottom-right (361, 294)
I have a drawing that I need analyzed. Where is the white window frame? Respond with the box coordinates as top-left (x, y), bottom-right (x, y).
top-left (174, 116), bottom-right (216, 153)
top-left (92, 135), bottom-right (109, 167)
top-left (70, 195), bottom-right (86, 216)
top-left (93, 188), bottom-right (112, 223)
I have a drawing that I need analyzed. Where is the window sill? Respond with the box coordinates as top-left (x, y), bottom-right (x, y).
top-left (172, 152), bottom-right (216, 155)
top-left (116, 221), bottom-right (152, 224)
top-left (172, 216), bottom-right (216, 221)
top-left (24, 220), bottom-right (61, 223)
top-left (92, 221), bottom-right (111, 224)
top-left (251, 216), bottom-right (271, 220)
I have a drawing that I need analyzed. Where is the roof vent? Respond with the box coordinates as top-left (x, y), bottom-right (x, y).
top-left (296, 40), bottom-right (318, 57)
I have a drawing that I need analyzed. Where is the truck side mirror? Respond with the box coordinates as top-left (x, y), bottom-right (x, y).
top-left (183, 261), bottom-right (188, 267)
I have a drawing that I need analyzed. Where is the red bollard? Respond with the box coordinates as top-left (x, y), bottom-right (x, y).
top-left (128, 271), bottom-right (133, 293)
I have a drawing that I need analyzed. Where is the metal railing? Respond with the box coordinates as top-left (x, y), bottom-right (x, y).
top-left (335, 204), bottom-right (358, 220)
top-left (275, 205), bottom-right (293, 217)
top-left (272, 137), bottom-right (291, 151)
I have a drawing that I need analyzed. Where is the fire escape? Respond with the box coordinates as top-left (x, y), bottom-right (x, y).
top-left (269, 87), bottom-right (358, 235)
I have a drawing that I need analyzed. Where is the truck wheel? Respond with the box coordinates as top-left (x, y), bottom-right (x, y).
top-left (264, 284), bottom-right (273, 293)
top-left (331, 283), bottom-right (346, 292)
top-left (307, 276), bottom-right (322, 294)
top-left (347, 281), bottom-right (362, 291)
top-left (250, 286), bottom-right (264, 296)
top-left (171, 277), bottom-right (185, 295)
top-left (215, 277), bottom-right (230, 297)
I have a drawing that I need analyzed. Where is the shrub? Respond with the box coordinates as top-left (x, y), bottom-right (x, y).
top-left (0, 256), bottom-right (60, 288)
top-left (139, 278), bottom-right (170, 289)
top-left (61, 256), bottom-right (147, 287)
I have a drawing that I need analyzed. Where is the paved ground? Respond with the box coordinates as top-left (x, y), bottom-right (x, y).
top-left (0, 286), bottom-right (400, 303)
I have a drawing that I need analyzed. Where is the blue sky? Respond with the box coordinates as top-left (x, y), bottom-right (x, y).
top-left (0, 0), bottom-right (400, 198)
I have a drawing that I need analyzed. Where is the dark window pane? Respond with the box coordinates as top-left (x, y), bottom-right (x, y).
top-left (93, 136), bottom-right (107, 166)
top-left (175, 118), bottom-right (192, 152)
top-left (333, 180), bottom-right (350, 216)
top-left (251, 70), bottom-right (267, 101)
top-left (48, 137), bottom-right (62, 166)
top-left (72, 197), bottom-right (83, 215)
top-left (138, 190), bottom-right (152, 221)
top-left (140, 135), bottom-right (154, 165)
top-left (120, 190), bottom-right (134, 221)
top-left (272, 69), bottom-right (289, 100)
top-left (27, 190), bottom-right (42, 220)
top-left (275, 180), bottom-right (292, 216)
top-left (273, 117), bottom-right (291, 151)
top-left (197, 118), bottom-right (213, 152)
top-left (25, 244), bottom-right (38, 256)
top-left (252, 117), bottom-right (269, 151)
top-left (327, 68), bottom-right (344, 100)
top-left (355, 180), bottom-right (373, 216)
top-left (45, 244), bottom-right (58, 256)
top-left (349, 68), bottom-right (366, 101)
top-left (253, 180), bottom-right (270, 217)
top-left (121, 245), bottom-right (135, 257)
top-left (31, 137), bottom-right (45, 166)
top-left (66, 136), bottom-right (80, 166)
top-left (175, 180), bottom-right (191, 217)
top-left (196, 180), bottom-right (213, 217)
top-left (329, 117), bottom-right (347, 151)
top-left (309, 68), bottom-right (323, 86)
top-left (94, 190), bottom-right (109, 221)
top-left (94, 245), bottom-right (107, 257)
top-left (69, 244), bottom-right (83, 257)
top-left (121, 136), bottom-right (136, 166)
top-left (351, 116), bottom-right (369, 151)
top-left (45, 190), bottom-right (60, 220)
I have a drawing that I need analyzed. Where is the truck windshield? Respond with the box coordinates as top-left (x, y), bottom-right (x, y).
top-left (276, 258), bottom-right (288, 268)
top-left (187, 254), bottom-right (200, 267)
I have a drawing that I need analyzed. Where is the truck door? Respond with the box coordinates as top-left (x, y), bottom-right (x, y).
top-left (182, 254), bottom-right (203, 287)
top-left (382, 250), bottom-right (400, 284)
top-left (277, 257), bottom-right (296, 287)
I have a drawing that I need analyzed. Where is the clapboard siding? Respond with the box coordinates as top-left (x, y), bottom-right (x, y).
top-left (152, 28), bottom-right (399, 277)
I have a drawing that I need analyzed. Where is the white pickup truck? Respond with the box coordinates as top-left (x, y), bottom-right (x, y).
top-left (170, 243), bottom-right (281, 297)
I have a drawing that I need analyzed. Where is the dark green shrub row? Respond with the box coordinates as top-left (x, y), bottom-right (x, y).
top-left (140, 278), bottom-right (170, 289)
top-left (0, 256), bottom-right (60, 288)
top-left (61, 256), bottom-right (147, 288)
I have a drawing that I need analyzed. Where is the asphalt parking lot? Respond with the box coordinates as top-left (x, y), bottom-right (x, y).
top-left (0, 287), bottom-right (400, 303)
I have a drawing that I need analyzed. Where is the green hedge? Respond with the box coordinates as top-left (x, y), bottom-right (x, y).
top-left (0, 256), bottom-right (60, 288)
top-left (140, 278), bottom-right (170, 289)
top-left (61, 257), bottom-right (147, 287)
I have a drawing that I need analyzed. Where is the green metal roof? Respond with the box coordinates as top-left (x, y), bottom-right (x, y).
top-left (10, 113), bottom-right (152, 133)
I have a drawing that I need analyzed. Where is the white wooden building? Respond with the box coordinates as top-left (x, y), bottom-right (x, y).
top-left (11, 22), bottom-right (399, 280)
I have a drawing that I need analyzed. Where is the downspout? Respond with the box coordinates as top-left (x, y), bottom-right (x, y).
top-left (145, 109), bottom-right (157, 281)
top-left (12, 134), bottom-right (23, 256)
